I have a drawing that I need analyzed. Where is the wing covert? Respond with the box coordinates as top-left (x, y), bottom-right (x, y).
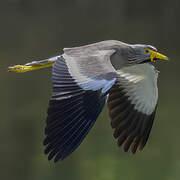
top-left (107, 63), bottom-right (158, 153)
top-left (44, 54), bottom-right (116, 162)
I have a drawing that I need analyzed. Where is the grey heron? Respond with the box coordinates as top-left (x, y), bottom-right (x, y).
top-left (8, 40), bottom-right (168, 162)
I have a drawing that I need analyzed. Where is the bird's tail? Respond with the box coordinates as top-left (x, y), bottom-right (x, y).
top-left (8, 56), bottom-right (59, 73)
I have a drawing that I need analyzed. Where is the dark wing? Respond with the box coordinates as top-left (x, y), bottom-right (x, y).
top-left (107, 64), bottom-right (158, 153)
top-left (44, 51), bottom-right (116, 162)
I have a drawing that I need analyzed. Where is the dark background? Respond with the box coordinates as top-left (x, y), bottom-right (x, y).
top-left (1, 0), bottom-right (180, 179)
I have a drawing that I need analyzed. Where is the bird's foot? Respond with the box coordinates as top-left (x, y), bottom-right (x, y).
top-left (8, 65), bottom-right (33, 73)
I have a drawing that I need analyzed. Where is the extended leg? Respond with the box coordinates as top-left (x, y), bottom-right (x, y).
top-left (8, 56), bottom-right (60, 73)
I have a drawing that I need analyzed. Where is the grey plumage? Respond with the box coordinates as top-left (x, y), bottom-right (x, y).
top-left (40, 40), bottom-right (166, 162)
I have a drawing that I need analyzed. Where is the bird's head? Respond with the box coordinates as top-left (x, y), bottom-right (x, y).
top-left (129, 44), bottom-right (169, 64)
top-left (110, 42), bottom-right (168, 69)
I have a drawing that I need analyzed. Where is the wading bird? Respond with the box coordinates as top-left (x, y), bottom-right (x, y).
top-left (8, 40), bottom-right (168, 162)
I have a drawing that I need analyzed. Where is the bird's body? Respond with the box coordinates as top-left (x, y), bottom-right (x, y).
top-left (8, 40), bottom-right (168, 162)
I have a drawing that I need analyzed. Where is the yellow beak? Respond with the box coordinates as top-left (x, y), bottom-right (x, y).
top-left (149, 49), bottom-right (169, 63)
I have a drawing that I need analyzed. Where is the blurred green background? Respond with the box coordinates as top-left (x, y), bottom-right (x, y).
top-left (1, 0), bottom-right (180, 180)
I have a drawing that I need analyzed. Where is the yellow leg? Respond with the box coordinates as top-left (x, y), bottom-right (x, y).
top-left (8, 61), bottom-right (54, 73)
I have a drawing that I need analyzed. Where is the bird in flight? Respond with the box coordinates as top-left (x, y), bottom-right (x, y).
top-left (8, 40), bottom-right (168, 162)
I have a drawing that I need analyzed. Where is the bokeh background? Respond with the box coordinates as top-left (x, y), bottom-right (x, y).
top-left (1, 0), bottom-right (180, 180)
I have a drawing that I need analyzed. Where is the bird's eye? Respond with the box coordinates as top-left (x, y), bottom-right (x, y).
top-left (145, 49), bottom-right (149, 53)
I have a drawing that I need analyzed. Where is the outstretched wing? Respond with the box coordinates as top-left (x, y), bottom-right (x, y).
top-left (44, 50), bottom-right (116, 162)
top-left (107, 63), bottom-right (158, 153)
